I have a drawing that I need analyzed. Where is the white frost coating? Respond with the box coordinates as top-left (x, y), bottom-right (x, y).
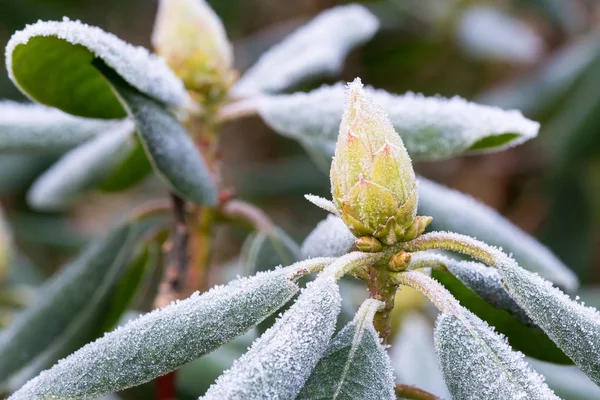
top-left (498, 262), bottom-right (600, 385)
top-left (258, 83), bottom-right (539, 161)
top-left (434, 311), bottom-right (558, 400)
top-left (390, 312), bottom-right (451, 399)
top-left (9, 259), bottom-right (330, 400)
top-left (456, 5), bottom-right (543, 64)
top-left (27, 121), bottom-right (135, 211)
top-left (418, 177), bottom-right (578, 291)
top-left (233, 4), bottom-right (379, 96)
top-left (445, 260), bottom-right (534, 326)
top-left (304, 194), bottom-right (338, 215)
top-left (201, 272), bottom-right (343, 399)
top-left (6, 19), bottom-right (189, 106)
top-left (301, 215), bottom-right (355, 259)
top-left (297, 298), bottom-right (394, 400)
top-left (0, 101), bottom-right (127, 152)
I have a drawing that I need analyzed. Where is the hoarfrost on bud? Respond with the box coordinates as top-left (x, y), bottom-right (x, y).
top-left (330, 78), bottom-right (428, 245)
top-left (152, 0), bottom-right (234, 101)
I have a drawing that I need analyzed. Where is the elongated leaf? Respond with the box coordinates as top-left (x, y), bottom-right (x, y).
top-left (389, 312), bottom-right (451, 399)
top-left (233, 5), bottom-right (378, 96)
top-left (258, 83), bottom-right (539, 162)
top-left (6, 19), bottom-right (188, 119)
top-left (456, 5), bottom-right (543, 64)
top-left (0, 101), bottom-right (127, 153)
top-left (96, 61), bottom-right (218, 205)
top-left (435, 311), bottom-right (558, 400)
top-left (0, 221), bottom-right (139, 385)
top-left (301, 215), bottom-right (355, 259)
top-left (242, 227), bottom-right (300, 274)
top-left (27, 121), bottom-right (135, 210)
top-left (498, 262), bottom-right (600, 385)
top-left (202, 272), bottom-right (342, 399)
top-left (297, 298), bottom-right (394, 400)
top-left (432, 266), bottom-right (571, 364)
top-left (10, 259), bottom-right (331, 399)
top-left (98, 136), bottom-right (152, 192)
top-left (418, 177), bottom-right (578, 292)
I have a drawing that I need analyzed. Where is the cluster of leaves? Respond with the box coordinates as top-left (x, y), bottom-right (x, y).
top-left (0, 1), bottom-right (598, 400)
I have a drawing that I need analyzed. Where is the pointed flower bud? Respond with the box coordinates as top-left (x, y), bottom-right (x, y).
top-left (152, 0), bottom-right (235, 103)
top-left (331, 78), bottom-right (426, 245)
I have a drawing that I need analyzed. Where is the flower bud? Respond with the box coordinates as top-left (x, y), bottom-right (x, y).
top-left (388, 251), bottom-right (411, 272)
top-left (355, 236), bottom-right (383, 253)
top-left (331, 78), bottom-right (428, 245)
top-left (152, 0), bottom-right (234, 103)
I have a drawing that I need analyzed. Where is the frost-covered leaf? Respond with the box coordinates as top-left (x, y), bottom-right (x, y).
top-left (390, 312), bottom-right (451, 399)
top-left (304, 194), bottom-right (338, 215)
top-left (297, 298), bottom-right (394, 400)
top-left (498, 262), bottom-right (600, 385)
top-left (0, 101), bottom-right (127, 153)
top-left (9, 259), bottom-right (331, 399)
top-left (435, 311), bottom-right (558, 400)
top-left (301, 214), bottom-right (355, 259)
top-left (98, 136), bottom-right (152, 192)
top-left (431, 263), bottom-right (571, 364)
top-left (233, 4), bottom-right (379, 96)
top-left (96, 61), bottom-right (218, 205)
top-left (456, 5), bottom-right (543, 64)
top-left (258, 83), bottom-right (539, 163)
top-left (418, 177), bottom-right (578, 292)
top-left (0, 221), bottom-right (140, 385)
top-left (6, 19), bottom-right (188, 119)
top-left (201, 269), bottom-right (343, 399)
top-left (26, 121), bottom-right (135, 210)
top-left (242, 227), bottom-right (300, 274)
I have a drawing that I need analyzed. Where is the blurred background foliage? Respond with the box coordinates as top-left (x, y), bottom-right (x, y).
top-left (1, 0), bottom-right (600, 398)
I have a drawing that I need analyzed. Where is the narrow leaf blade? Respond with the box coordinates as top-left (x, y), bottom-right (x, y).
top-left (297, 298), bottom-right (394, 400)
top-left (9, 260), bottom-right (329, 399)
top-left (6, 20), bottom-right (188, 119)
top-left (96, 61), bottom-right (218, 205)
top-left (201, 273), bottom-right (342, 399)
top-left (233, 5), bottom-right (378, 96)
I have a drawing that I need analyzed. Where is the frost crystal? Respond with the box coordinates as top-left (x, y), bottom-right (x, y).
top-left (435, 311), bottom-right (558, 400)
top-left (8, 261), bottom-right (329, 399)
top-left (301, 214), bottom-right (356, 259)
top-left (27, 121), bottom-right (135, 210)
top-left (258, 83), bottom-right (539, 162)
top-left (297, 298), bottom-right (394, 400)
top-left (498, 262), bottom-right (600, 385)
top-left (233, 4), bottom-right (378, 96)
top-left (0, 101), bottom-right (127, 152)
top-left (456, 5), bottom-right (543, 64)
top-left (201, 272), bottom-right (342, 399)
top-left (6, 19), bottom-right (189, 107)
top-left (418, 177), bottom-right (578, 291)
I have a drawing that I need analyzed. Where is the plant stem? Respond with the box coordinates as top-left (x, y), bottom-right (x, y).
top-left (366, 263), bottom-right (397, 343)
top-left (216, 97), bottom-right (260, 123)
top-left (154, 193), bottom-right (189, 309)
top-left (395, 383), bottom-right (444, 400)
top-left (155, 372), bottom-right (176, 400)
top-left (221, 199), bottom-right (275, 233)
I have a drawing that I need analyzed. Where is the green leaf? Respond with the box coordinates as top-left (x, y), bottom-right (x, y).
top-left (301, 215), bottom-right (355, 259)
top-left (435, 311), bottom-right (559, 400)
top-left (0, 101), bottom-right (128, 153)
top-left (418, 177), bottom-right (578, 292)
top-left (95, 60), bottom-right (218, 205)
top-left (242, 227), bottom-right (300, 274)
top-left (201, 271), bottom-right (342, 399)
top-left (233, 4), bottom-right (378, 96)
top-left (26, 121), bottom-right (135, 210)
top-left (6, 19), bottom-right (188, 119)
top-left (0, 221), bottom-right (140, 385)
top-left (9, 259), bottom-right (331, 399)
top-left (297, 298), bottom-right (394, 400)
top-left (432, 266), bottom-right (571, 364)
top-left (497, 262), bottom-right (600, 385)
top-left (258, 84), bottom-right (539, 163)
top-left (98, 136), bottom-right (152, 192)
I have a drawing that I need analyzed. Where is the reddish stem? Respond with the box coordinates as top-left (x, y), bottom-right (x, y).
top-left (156, 372), bottom-right (176, 400)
